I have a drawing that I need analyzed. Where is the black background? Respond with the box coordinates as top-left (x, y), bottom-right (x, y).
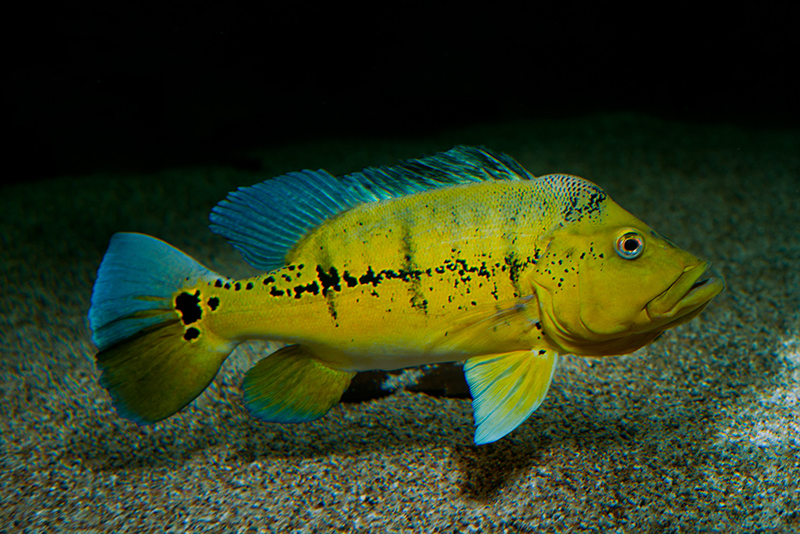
top-left (7, 3), bottom-right (798, 183)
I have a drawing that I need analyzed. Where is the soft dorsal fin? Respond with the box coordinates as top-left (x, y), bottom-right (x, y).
top-left (209, 145), bottom-right (534, 271)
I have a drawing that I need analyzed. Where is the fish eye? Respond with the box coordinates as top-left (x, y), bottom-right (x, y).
top-left (616, 232), bottom-right (644, 259)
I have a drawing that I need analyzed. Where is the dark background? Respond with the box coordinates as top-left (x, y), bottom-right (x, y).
top-left (7, 3), bottom-right (797, 183)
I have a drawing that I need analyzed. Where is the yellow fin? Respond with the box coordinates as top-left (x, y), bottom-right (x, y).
top-left (96, 321), bottom-right (234, 424)
top-left (435, 295), bottom-right (541, 354)
top-left (243, 345), bottom-right (356, 423)
top-left (464, 348), bottom-right (558, 445)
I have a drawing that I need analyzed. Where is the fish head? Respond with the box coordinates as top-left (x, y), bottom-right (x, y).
top-left (530, 197), bottom-right (724, 356)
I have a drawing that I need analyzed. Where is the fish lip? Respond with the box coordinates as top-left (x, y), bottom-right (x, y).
top-left (646, 262), bottom-right (725, 321)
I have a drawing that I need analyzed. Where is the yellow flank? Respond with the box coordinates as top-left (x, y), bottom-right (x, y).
top-left (199, 180), bottom-right (555, 370)
top-left (89, 146), bottom-right (725, 444)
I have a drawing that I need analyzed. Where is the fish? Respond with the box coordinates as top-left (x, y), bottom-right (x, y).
top-left (88, 146), bottom-right (724, 445)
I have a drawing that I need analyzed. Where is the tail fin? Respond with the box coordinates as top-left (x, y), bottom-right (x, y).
top-left (89, 232), bottom-right (236, 424)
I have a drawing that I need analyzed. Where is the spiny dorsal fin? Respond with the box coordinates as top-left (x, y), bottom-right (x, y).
top-left (209, 146), bottom-right (534, 271)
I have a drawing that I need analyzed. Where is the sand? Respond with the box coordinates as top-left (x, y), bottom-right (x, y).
top-left (1, 113), bottom-right (798, 533)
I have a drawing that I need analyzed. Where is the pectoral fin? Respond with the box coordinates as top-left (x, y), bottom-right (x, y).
top-left (433, 295), bottom-right (541, 354)
top-left (464, 348), bottom-right (558, 445)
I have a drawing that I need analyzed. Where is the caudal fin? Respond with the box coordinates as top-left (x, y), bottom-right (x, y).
top-left (89, 232), bottom-right (236, 424)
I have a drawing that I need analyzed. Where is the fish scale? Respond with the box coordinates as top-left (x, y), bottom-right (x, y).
top-left (88, 146), bottom-right (724, 444)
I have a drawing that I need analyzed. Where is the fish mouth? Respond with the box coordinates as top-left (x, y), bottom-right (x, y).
top-left (646, 261), bottom-right (725, 322)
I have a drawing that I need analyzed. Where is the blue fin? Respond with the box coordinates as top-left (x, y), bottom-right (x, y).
top-left (464, 348), bottom-right (559, 445)
top-left (89, 233), bottom-right (236, 423)
top-left (89, 233), bottom-right (218, 350)
top-left (209, 145), bottom-right (534, 271)
top-left (243, 344), bottom-right (356, 423)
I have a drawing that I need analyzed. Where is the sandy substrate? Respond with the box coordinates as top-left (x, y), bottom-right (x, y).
top-left (1, 113), bottom-right (798, 533)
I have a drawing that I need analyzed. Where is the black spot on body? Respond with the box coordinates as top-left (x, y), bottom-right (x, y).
top-left (207, 297), bottom-right (219, 311)
top-left (294, 281), bottom-right (320, 299)
top-left (264, 276), bottom-right (275, 284)
top-left (184, 327), bottom-right (200, 341)
top-left (246, 282), bottom-right (253, 290)
top-left (270, 286), bottom-right (284, 297)
top-left (327, 299), bottom-right (338, 321)
top-left (359, 267), bottom-right (381, 287)
top-left (504, 254), bottom-right (525, 287)
top-left (561, 182), bottom-right (607, 223)
top-left (317, 265), bottom-right (342, 295)
top-left (215, 279), bottom-right (223, 288)
top-left (343, 271), bottom-right (358, 287)
top-left (175, 291), bottom-right (201, 325)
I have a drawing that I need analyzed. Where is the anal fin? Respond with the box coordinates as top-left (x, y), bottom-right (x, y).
top-left (243, 345), bottom-right (356, 423)
top-left (464, 348), bottom-right (558, 445)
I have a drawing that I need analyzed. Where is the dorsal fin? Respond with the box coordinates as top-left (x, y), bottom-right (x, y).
top-left (209, 146), bottom-right (534, 271)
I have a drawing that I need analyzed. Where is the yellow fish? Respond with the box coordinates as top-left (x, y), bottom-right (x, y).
top-left (88, 146), bottom-right (724, 444)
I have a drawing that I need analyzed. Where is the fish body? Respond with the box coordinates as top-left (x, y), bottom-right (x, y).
top-left (89, 146), bottom-right (724, 444)
top-left (205, 179), bottom-right (555, 369)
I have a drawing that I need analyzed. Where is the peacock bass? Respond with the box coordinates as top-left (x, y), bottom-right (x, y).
top-left (88, 146), bottom-right (724, 444)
